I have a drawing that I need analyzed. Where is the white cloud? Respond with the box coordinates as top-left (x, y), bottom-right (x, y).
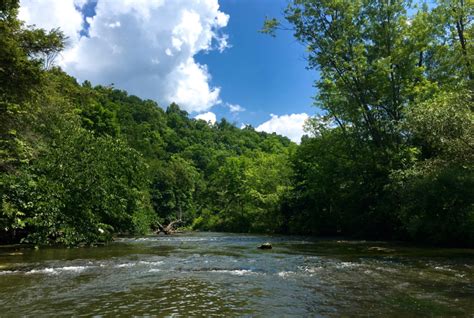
top-left (256, 113), bottom-right (309, 143)
top-left (19, 0), bottom-right (229, 113)
top-left (19, 0), bottom-right (84, 46)
top-left (227, 103), bottom-right (245, 113)
top-left (195, 111), bottom-right (216, 124)
top-left (216, 33), bottom-right (230, 52)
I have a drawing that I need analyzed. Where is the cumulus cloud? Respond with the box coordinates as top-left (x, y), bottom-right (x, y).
top-left (195, 111), bottom-right (216, 124)
top-left (19, 0), bottom-right (229, 113)
top-left (227, 103), bottom-right (245, 113)
top-left (19, 0), bottom-right (84, 46)
top-left (256, 113), bottom-right (309, 143)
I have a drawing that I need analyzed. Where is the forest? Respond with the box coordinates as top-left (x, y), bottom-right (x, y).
top-left (1, 0), bottom-right (473, 247)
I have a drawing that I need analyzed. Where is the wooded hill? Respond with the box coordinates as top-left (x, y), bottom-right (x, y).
top-left (1, 0), bottom-right (473, 246)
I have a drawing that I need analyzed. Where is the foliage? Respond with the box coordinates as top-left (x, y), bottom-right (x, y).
top-left (2, 117), bottom-right (152, 245)
top-left (390, 88), bottom-right (474, 244)
top-left (0, 1), bottom-right (293, 245)
top-left (265, 0), bottom-right (474, 246)
top-left (151, 155), bottom-right (201, 224)
top-left (1, 0), bottom-right (473, 247)
top-left (199, 150), bottom-right (292, 233)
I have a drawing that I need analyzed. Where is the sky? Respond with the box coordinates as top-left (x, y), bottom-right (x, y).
top-left (19, 0), bottom-right (319, 143)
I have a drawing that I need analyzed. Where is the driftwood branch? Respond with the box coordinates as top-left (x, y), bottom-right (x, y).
top-left (155, 219), bottom-right (182, 235)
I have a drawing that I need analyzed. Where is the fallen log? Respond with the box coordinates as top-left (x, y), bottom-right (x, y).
top-left (155, 219), bottom-right (182, 235)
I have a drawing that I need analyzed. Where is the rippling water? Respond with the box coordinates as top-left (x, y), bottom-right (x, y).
top-left (0, 232), bottom-right (473, 317)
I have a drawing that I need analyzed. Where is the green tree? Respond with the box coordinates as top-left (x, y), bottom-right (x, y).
top-left (264, 0), bottom-right (473, 244)
top-left (0, 0), bottom-right (65, 172)
top-left (196, 150), bottom-right (292, 233)
top-left (2, 114), bottom-right (154, 245)
top-left (390, 88), bottom-right (474, 245)
top-left (151, 155), bottom-right (201, 224)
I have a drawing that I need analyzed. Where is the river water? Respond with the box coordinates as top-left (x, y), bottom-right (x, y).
top-left (0, 232), bottom-right (473, 317)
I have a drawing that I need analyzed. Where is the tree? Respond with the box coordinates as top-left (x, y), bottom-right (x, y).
top-left (263, 0), bottom-right (474, 244)
top-left (150, 155), bottom-right (201, 224)
top-left (196, 150), bottom-right (292, 233)
top-left (2, 116), bottom-right (154, 245)
top-left (0, 0), bottom-right (65, 173)
top-left (390, 88), bottom-right (474, 245)
top-left (430, 0), bottom-right (473, 82)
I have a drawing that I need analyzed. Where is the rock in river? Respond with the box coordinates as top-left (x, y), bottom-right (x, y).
top-left (258, 242), bottom-right (272, 249)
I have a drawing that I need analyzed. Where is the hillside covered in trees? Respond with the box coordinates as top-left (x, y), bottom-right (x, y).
top-left (1, 0), bottom-right (473, 247)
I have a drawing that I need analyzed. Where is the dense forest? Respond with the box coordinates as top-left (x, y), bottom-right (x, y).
top-left (1, 0), bottom-right (473, 247)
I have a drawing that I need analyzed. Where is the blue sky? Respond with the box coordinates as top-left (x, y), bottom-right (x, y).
top-left (196, 0), bottom-right (318, 127)
top-left (19, 0), bottom-right (320, 142)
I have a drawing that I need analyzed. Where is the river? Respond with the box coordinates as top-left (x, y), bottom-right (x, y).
top-left (0, 232), bottom-right (473, 317)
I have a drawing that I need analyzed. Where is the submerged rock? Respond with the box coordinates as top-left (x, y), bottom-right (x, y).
top-left (258, 242), bottom-right (272, 249)
top-left (368, 246), bottom-right (395, 253)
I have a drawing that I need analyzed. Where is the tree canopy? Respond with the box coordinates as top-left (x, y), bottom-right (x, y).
top-left (1, 0), bottom-right (473, 247)
top-left (263, 0), bottom-right (473, 245)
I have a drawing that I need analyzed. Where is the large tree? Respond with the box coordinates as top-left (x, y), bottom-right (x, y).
top-left (263, 0), bottom-right (474, 244)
